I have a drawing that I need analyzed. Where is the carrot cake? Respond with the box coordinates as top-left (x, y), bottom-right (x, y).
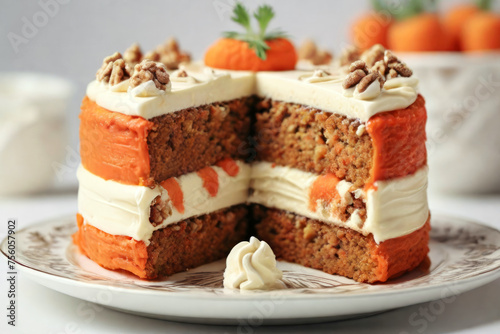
top-left (74, 4), bottom-right (429, 283)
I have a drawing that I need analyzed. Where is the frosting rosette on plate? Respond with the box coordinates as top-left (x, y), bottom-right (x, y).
top-left (223, 237), bottom-right (285, 291)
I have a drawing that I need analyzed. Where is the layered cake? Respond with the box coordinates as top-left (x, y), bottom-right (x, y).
top-left (74, 4), bottom-right (429, 283)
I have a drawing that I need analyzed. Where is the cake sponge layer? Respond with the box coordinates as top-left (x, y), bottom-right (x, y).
top-left (255, 96), bottom-right (427, 188)
top-left (80, 97), bottom-right (253, 186)
top-left (254, 205), bottom-right (430, 283)
top-left (148, 97), bottom-right (253, 183)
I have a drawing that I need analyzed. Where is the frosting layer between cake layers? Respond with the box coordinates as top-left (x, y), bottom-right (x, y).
top-left (78, 160), bottom-right (251, 244)
top-left (78, 161), bottom-right (428, 245)
top-left (249, 162), bottom-right (428, 243)
top-left (85, 62), bottom-right (418, 122)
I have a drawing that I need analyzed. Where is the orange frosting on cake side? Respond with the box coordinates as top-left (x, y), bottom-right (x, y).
top-left (73, 214), bottom-right (149, 278)
top-left (80, 97), bottom-right (154, 186)
top-left (216, 158), bottom-right (240, 177)
top-left (373, 216), bottom-right (431, 281)
top-left (308, 173), bottom-right (341, 212)
top-left (160, 178), bottom-right (185, 214)
top-left (197, 166), bottom-right (219, 197)
top-left (367, 95), bottom-right (427, 183)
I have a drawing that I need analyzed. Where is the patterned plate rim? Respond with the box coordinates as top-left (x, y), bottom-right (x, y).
top-left (2, 214), bottom-right (500, 300)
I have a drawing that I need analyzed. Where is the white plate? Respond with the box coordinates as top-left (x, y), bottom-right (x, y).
top-left (2, 215), bottom-right (500, 325)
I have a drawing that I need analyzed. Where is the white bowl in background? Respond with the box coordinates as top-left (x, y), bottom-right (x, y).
top-left (0, 73), bottom-right (74, 196)
top-left (402, 53), bottom-right (500, 194)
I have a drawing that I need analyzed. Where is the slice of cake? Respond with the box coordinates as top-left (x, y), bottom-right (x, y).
top-left (251, 67), bottom-right (428, 283)
top-left (74, 4), bottom-right (429, 283)
top-left (74, 43), bottom-right (255, 279)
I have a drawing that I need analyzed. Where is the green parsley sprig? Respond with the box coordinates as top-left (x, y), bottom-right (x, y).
top-left (223, 3), bottom-right (287, 60)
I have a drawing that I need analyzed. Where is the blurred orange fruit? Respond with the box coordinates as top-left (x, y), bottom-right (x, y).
top-left (351, 12), bottom-right (393, 50)
top-left (388, 13), bottom-right (447, 52)
top-left (461, 12), bottom-right (500, 51)
top-left (443, 5), bottom-right (480, 50)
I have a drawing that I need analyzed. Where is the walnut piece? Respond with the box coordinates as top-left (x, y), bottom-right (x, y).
top-left (361, 44), bottom-right (385, 67)
top-left (298, 39), bottom-right (317, 59)
top-left (312, 69), bottom-right (331, 77)
top-left (149, 195), bottom-right (172, 227)
top-left (343, 59), bottom-right (384, 92)
top-left (342, 60), bottom-right (369, 89)
top-left (343, 69), bottom-right (367, 89)
top-left (143, 50), bottom-right (161, 62)
top-left (384, 50), bottom-right (399, 65)
top-left (339, 46), bottom-right (361, 66)
top-left (130, 59), bottom-right (170, 90)
top-left (373, 50), bottom-right (413, 79)
top-left (175, 70), bottom-right (188, 78)
top-left (96, 52), bottom-right (131, 85)
top-left (388, 61), bottom-right (413, 77)
top-left (387, 68), bottom-right (399, 79)
top-left (148, 37), bottom-right (191, 70)
top-left (349, 60), bottom-right (368, 73)
top-left (372, 59), bottom-right (387, 77)
top-left (123, 43), bottom-right (142, 67)
top-left (358, 72), bottom-right (383, 92)
top-left (109, 59), bottom-right (131, 86)
top-left (298, 39), bottom-right (333, 65)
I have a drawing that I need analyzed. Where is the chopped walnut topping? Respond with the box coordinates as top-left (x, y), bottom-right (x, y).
top-left (384, 50), bottom-right (399, 65)
top-left (343, 69), bottom-right (367, 89)
top-left (387, 68), bottom-right (399, 79)
top-left (143, 50), bottom-right (161, 62)
top-left (96, 52), bottom-right (120, 81)
top-left (372, 50), bottom-right (413, 79)
top-left (109, 59), bottom-right (131, 86)
top-left (130, 60), bottom-right (170, 90)
top-left (388, 61), bottom-right (413, 77)
top-left (361, 44), bottom-right (385, 67)
top-left (372, 59), bottom-right (387, 78)
top-left (170, 69), bottom-right (199, 84)
top-left (298, 39), bottom-right (333, 65)
top-left (159, 52), bottom-right (176, 67)
top-left (298, 40), bottom-right (316, 59)
top-left (159, 37), bottom-right (180, 53)
top-left (339, 46), bottom-right (361, 66)
top-left (123, 43), bottom-right (142, 67)
top-left (313, 69), bottom-right (330, 77)
top-left (96, 52), bottom-right (132, 85)
top-left (343, 59), bottom-right (369, 89)
top-left (175, 70), bottom-right (188, 78)
top-left (343, 60), bottom-right (384, 93)
top-left (149, 195), bottom-right (172, 227)
top-left (349, 60), bottom-right (368, 73)
top-left (151, 37), bottom-right (191, 70)
top-left (358, 72), bottom-right (384, 92)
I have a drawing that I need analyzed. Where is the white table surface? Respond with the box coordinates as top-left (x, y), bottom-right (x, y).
top-left (1, 188), bottom-right (499, 334)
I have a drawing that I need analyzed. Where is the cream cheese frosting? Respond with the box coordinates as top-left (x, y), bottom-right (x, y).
top-left (85, 62), bottom-right (419, 122)
top-left (79, 160), bottom-right (428, 244)
top-left (256, 71), bottom-right (417, 122)
top-left (86, 64), bottom-right (255, 120)
top-left (249, 162), bottom-right (429, 243)
top-left (223, 236), bottom-right (285, 291)
top-left (77, 161), bottom-right (251, 244)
